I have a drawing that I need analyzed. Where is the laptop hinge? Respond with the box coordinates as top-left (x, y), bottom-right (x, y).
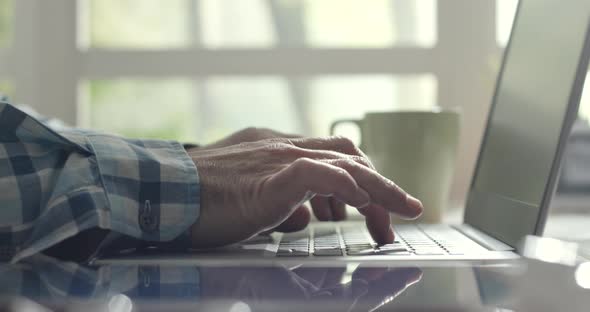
top-left (454, 224), bottom-right (515, 251)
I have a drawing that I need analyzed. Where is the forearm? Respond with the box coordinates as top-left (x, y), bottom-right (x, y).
top-left (0, 101), bottom-right (201, 263)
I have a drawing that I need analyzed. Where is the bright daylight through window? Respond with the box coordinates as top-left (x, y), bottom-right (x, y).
top-left (80, 0), bottom-right (437, 142)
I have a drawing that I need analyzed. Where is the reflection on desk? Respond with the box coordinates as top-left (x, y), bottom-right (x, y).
top-left (1, 237), bottom-right (590, 312)
top-left (3, 256), bottom-right (428, 312)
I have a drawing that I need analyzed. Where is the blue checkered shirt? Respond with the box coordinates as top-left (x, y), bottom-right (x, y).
top-left (0, 101), bottom-right (200, 263)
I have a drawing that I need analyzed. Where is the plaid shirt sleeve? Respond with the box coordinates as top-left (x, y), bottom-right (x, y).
top-left (0, 102), bottom-right (200, 263)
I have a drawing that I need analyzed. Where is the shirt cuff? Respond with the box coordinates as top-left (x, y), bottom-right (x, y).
top-left (86, 134), bottom-right (200, 242)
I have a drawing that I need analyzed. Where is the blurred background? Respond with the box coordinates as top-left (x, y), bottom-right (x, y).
top-left (0, 0), bottom-right (589, 209)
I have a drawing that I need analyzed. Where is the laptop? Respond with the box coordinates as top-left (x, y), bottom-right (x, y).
top-left (96, 0), bottom-right (590, 265)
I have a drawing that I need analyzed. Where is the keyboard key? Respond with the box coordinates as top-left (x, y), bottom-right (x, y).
top-left (346, 248), bottom-right (376, 256)
top-left (282, 239), bottom-right (309, 245)
top-left (314, 241), bottom-right (340, 245)
top-left (374, 249), bottom-right (411, 255)
top-left (275, 224), bottom-right (477, 258)
top-left (315, 247), bottom-right (342, 251)
top-left (278, 246), bottom-right (308, 252)
top-left (345, 245), bottom-right (375, 251)
top-left (314, 249), bottom-right (343, 256)
top-left (376, 244), bottom-right (407, 252)
top-left (277, 250), bottom-right (309, 257)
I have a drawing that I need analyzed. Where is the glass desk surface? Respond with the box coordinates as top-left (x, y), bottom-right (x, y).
top-left (1, 236), bottom-right (589, 312)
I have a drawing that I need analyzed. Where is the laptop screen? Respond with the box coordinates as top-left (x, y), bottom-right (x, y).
top-left (465, 0), bottom-right (590, 247)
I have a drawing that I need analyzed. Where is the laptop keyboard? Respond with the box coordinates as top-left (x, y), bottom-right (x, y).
top-left (276, 224), bottom-right (473, 257)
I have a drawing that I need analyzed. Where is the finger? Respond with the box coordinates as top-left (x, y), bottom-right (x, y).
top-left (321, 267), bottom-right (347, 288)
top-left (292, 267), bottom-right (328, 288)
top-left (311, 196), bottom-right (333, 221)
top-left (321, 158), bottom-right (422, 244)
top-left (350, 267), bottom-right (422, 312)
top-left (264, 158), bottom-right (371, 212)
top-left (351, 267), bottom-right (389, 282)
top-left (363, 203), bottom-right (394, 244)
top-left (366, 268), bottom-right (423, 298)
top-left (323, 159), bottom-right (423, 219)
top-left (330, 198), bottom-right (347, 221)
top-left (266, 129), bottom-right (302, 139)
top-left (272, 205), bottom-right (311, 233)
top-left (293, 267), bottom-right (347, 295)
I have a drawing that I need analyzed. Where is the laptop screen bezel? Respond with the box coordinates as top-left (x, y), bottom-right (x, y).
top-left (463, 1), bottom-right (590, 248)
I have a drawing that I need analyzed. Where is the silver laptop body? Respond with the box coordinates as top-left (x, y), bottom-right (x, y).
top-left (97, 0), bottom-right (590, 266)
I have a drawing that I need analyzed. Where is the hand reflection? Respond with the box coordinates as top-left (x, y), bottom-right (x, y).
top-left (201, 265), bottom-right (422, 311)
top-left (0, 255), bottom-right (421, 312)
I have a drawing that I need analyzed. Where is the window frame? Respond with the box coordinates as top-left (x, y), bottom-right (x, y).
top-left (3, 0), bottom-right (504, 203)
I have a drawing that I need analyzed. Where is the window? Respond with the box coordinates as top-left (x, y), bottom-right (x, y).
top-left (309, 75), bottom-right (436, 137)
top-left (80, 79), bottom-right (196, 140)
top-left (496, 0), bottom-right (518, 46)
top-left (77, 0), bottom-right (440, 143)
top-left (84, 0), bottom-right (436, 49)
top-left (0, 80), bottom-right (14, 100)
top-left (200, 0), bottom-right (436, 48)
top-left (6, 0), bottom-right (567, 202)
top-left (301, 0), bottom-right (436, 47)
top-left (82, 75), bottom-right (435, 142)
top-left (83, 0), bottom-right (192, 49)
top-left (0, 0), bottom-right (12, 47)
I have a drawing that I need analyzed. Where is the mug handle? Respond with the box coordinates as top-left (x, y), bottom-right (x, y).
top-left (330, 119), bottom-right (365, 151)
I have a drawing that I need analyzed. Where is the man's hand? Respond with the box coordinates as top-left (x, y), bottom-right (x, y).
top-left (194, 127), bottom-right (352, 226)
top-left (187, 134), bottom-right (423, 248)
top-left (201, 127), bottom-right (301, 150)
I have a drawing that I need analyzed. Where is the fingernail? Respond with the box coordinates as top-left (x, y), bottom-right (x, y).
top-left (406, 194), bottom-right (423, 217)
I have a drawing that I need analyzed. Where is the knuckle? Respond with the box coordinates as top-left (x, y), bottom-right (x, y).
top-left (388, 180), bottom-right (404, 193)
top-left (333, 167), bottom-right (350, 179)
top-left (288, 158), bottom-right (315, 179)
top-left (266, 141), bottom-right (309, 158)
top-left (332, 136), bottom-right (356, 151)
top-left (293, 157), bottom-right (314, 168)
top-left (263, 141), bottom-right (293, 152)
top-left (335, 158), bottom-right (360, 170)
top-left (264, 128), bottom-right (277, 136)
top-left (241, 127), bottom-right (275, 140)
top-left (241, 126), bottom-right (260, 137)
top-left (257, 127), bottom-right (274, 136)
top-left (350, 155), bottom-right (371, 167)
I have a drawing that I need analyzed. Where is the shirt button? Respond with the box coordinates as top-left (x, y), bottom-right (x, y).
top-left (139, 200), bottom-right (159, 233)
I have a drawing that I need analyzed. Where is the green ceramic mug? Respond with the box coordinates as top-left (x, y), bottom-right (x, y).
top-left (330, 109), bottom-right (461, 223)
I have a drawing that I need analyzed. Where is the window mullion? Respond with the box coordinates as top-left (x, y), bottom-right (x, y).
top-left (83, 48), bottom-right (435, 77)
top-left (13, 0), bottom-right (79, 124)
